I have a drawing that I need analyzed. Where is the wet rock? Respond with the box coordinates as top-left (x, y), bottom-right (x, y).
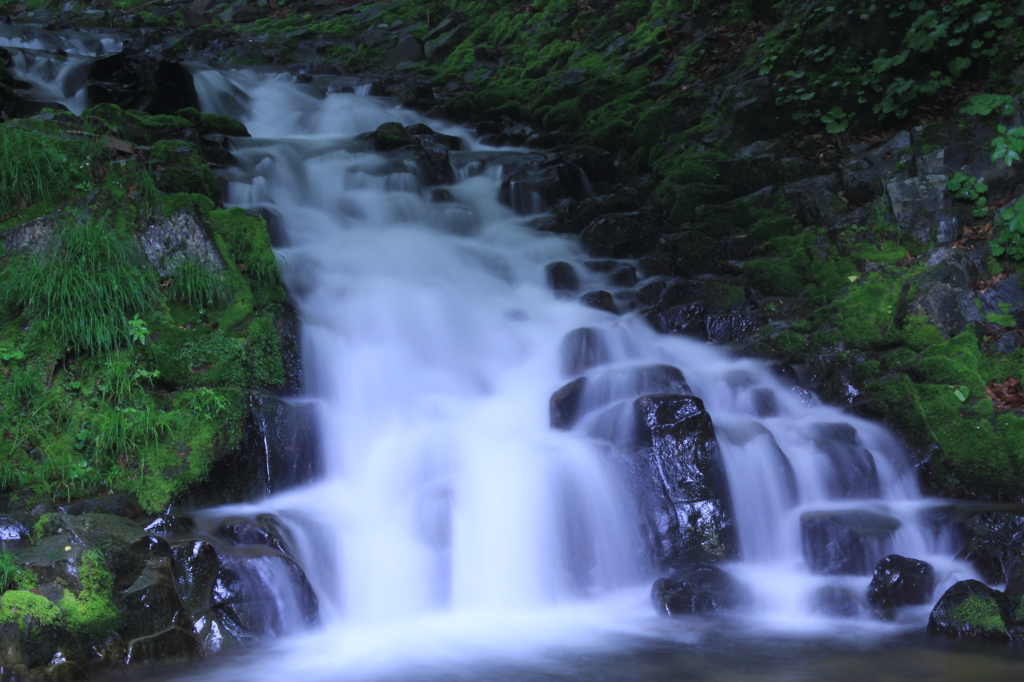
top-left (382, 35), bottom-right (423, 68)
top-left (840, 131), bottom-right (913, 205)
top-left (783, 174), bottom-right (843, 226)
top-left (550, 377), bottom-right (587, 430)
top-left (645, 303), bottom-right (706, 338)
top-left (500, 158), bottom-right (592, 215)
top-left (0, 515), bottom-right (32, 543)
top-left (124, 626), bottom-right (204, 665)
top-left (812, 423), bottom-right (880, 499)
top-left (579, 290), bottom-right (616, 314)
top-left (212, 553), bottom-right (318, 639)
top-left (750, 388), bottom-right (778, 417)
top-left (579, 213), bottom-right (651, 259)
top-left (957, 509), bottom-right (1024, 585)
top-left (633, 394), bottom-right (737, 566)
top-left (559, 327), bottom-right (610, 376)
top-left (801, 510), bottom-right (900, 575)
top-left (812, 585), bottom-right (860, 618)
top-left (121, 553), bottom-right (193, 641)
top-left (866, 554), bottom-right (936, 618)
top-left (56, 494), bottom-right (143, 519)
top-left (979, 274), bottom-right (1024, 328)
top-left (885, 172), bottom-right (958, 245)
top-left (706, 313), bottom-right (759, 344)
top-left (928, 579), bottom-right (1012, 640)
top-left (87, 52), bottom-right (198, 116)
top-left (216, 515), bottom-right (292, 556)
top-left (546, 261), bottom-right (579, 296)
top-left (138, 207), bottom-right (224, 280)
top-left (652, 563), bottom-right (745, 615)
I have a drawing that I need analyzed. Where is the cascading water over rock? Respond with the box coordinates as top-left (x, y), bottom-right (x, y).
top-left (0, 23), bottom-right (993, 678)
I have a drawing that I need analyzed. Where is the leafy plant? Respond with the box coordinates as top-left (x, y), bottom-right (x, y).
top-left (946, 172), bottom-right (989, 217)
top-left (991, 125), bottom-right (1024, 167)
top-left (127, 315), bottom-right (150, 346)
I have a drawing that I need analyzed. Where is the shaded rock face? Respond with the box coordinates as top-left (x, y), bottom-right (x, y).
top-left (87, 51), bottom-right (199, 115)
top-left (866, 554), bottom-right (936, 618)
top-left (801, 510), bottom-right (900, 575)
top-left (633, 394), bottom-right (737, 567)
top-left (956, 510), bottom-right (1024, 585)
top-left (174, 394), bottom-right (320, 508)
top-left (651, 563), bottom-right (745, 616)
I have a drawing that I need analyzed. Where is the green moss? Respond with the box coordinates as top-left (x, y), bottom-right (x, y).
top-left (0, 590), bottom-right (61, 631)
top-left (199, 113), bottom-right (249, 137)
top-left (542, 98), bottom-right (583, 132)
top-left (852, 241), bottom-right (909, 265)
top-left (373, 122), bottom-right (415, 151)
top-left (59, 549), bottom-right (120, 637)
top-left (744, 260), bottom-right (803, 297)
top-left (949, 594), bottom-right (1007, 635)
top-left (149, 140), bottom-right (219, 199)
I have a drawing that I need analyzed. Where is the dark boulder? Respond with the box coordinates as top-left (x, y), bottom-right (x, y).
top-left (801, 510), bottom-right (900, 575)
top-left (499, 158), bottom-right (592, 215)
top-left (578, 212), bottom-right (651, 258)
top-left (580, 290), bottom-right (616, 314)
top-left (885, 172), bottom-right (959, 245)
top-left (928, 580), bottom-right (1012, 640)
top-left (546, 261), bottom-right (579, 297)
top-left (652, 563), bottom-right (745, 616)
top-left (550, 377), bottom-right (587, 430)
top-left (645, 303), bottom-right (707, 339)
top-left (956, 509), bottom-right (1024, 585)
top-left (87, 52), bottom-right (199, 115)
top-left (866, 554), bottom-right (936, 618)
top-left (633, 394), bottom-right (737, 566)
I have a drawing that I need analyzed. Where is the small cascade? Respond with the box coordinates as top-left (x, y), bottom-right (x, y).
top-left (0, 26), bottom-right (121, 114)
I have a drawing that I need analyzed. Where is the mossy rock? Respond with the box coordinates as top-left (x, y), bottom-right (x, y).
top-left (149, 140), bottom-right (220, 200)
top-left (373, 121), bottom-right (416, 151)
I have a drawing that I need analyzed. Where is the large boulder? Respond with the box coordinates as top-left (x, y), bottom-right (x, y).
top-left (812, 423), bottom-right (880, 499)
top-left (632, 394), bottom-right (737, 567)
top-left (928, 579), bottom-right (1013, 640)
top-left (87, 51), bottom-right (199, 115)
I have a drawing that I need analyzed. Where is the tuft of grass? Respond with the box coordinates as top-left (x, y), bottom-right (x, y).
top-left (170, 257), bottom-right (229, 306)
top-left (0, 122), bottom-right (94, 213)
top-left (0, 214), bottom-right (159, 355)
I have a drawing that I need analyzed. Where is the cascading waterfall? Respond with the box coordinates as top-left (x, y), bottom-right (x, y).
top-left (2, 24), bottom-right (990, 677)
top-left (187, 63), bottom-right (978, 646)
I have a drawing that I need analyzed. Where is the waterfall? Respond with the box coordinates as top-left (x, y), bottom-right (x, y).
top-left (3, 25), bottom-right (988, 678)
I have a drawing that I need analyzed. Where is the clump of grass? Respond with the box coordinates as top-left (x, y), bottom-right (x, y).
top-left (169, 257), bottom-right (229, 306)
top-left (0, 214), bottom-right (159, 355)
top-left (0, 122), bottom-right (92, 213)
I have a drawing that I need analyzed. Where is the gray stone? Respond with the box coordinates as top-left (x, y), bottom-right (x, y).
top-left (382, 36), bottom-right (423, 67)
top-left (801, 510), bottom-right (900, 575)
top-left (1, 215), bottom-right (58, 254)
top-left (885, 173), bottom-right (958, 244)
top-left (138, 208), bottom-right (225, 279)
top-left (783, 174), bottom-right (843, 226)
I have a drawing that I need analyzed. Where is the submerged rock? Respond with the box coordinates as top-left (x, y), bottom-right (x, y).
top-left (652, 563), bottom-right (745, 616)
top-left (801, 510), bottom-right (900, 575)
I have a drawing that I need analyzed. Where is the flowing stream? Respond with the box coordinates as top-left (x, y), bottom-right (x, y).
top-left (6, 29), bottom-right (1024, 681)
